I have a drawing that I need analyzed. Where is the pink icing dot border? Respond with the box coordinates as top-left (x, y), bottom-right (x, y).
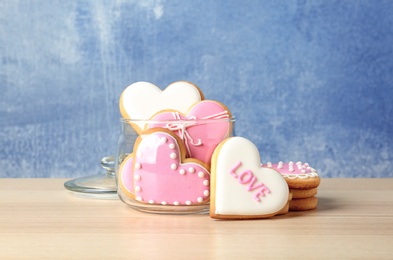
top-left (133, 132), bottom-right (210, 206)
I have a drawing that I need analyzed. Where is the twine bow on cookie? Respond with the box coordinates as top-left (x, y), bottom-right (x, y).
top-left (165, 111), bottom-right (229, 157)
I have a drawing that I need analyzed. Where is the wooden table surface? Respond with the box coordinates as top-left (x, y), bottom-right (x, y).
top-left (1, 178), bottom-right (392, 259)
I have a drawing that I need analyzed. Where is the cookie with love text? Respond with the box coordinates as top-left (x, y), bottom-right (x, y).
top-left (119, 81), bottom-right (204, 133)
top-left (147, 100), bottom-right (233, 165)
top-left (210, 137), bottom-right (290, 219)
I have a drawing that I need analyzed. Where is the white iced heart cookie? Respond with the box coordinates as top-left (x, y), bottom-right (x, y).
top-left (119, 81), bottom-right (204, 132)
top-left (210, 137), bottom-right (289, 219)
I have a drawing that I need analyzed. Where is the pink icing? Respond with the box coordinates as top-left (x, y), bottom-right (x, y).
top-left (262, 161), bottom-right (318, 179)
top-left (229, 161), bottom-right (271, 202)
top-left (120, 155), bottom-right (134, 194)
top-left (238, 170), bottom-right (254, 185)
top-left (148, 100), bottom-right (231, 165)
top-left (133, 131), bottom-right (210, 205)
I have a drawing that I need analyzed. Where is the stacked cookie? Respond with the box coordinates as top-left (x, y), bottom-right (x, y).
top-left (263, 161), bottom-right (320, 211)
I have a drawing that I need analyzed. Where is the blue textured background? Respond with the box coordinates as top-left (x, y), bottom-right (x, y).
top-left (1, 1), bottom-right (392, 178)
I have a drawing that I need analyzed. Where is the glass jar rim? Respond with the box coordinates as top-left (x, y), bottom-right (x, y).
top-left (120, 116), bottom-right (236, 124)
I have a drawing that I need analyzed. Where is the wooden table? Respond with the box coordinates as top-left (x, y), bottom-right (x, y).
top-left (1, 178), bottom-right (392, 259)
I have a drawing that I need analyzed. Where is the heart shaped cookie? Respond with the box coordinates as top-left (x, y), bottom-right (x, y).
top-left (119, 81), bottom-right (204, 132)
top-left (118, 154), bottom-right (135, 197)
top-left (210, 137), bottom-right (289, 219)
top-left (132, 128), bottom-right (210, 205)
top-left (147, 100), bottom-right (233, 165)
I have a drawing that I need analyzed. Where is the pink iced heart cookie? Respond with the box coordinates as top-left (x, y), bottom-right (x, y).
top-left (132, 128), bottom-right (210, 206)
top-left (147, 100), bottom-right (233, 165)
top-left (210, 137), bottom-right (290, 219)
top-left (119, 81), bottom-right (204, 133)
top-left (118, 154), bottom-right (135, 197)
top-left (262, 161), bottom-right (320, 190)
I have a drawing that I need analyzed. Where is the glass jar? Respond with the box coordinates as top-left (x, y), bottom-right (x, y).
top-left (115, 117), bottom-right (235, 214)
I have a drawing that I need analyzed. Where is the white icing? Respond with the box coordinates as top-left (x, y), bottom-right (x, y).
top-left (171, 163), bottom-right (178, 170)
top-left (213, 137), bottom-right (289, 216)
top-left (170, 152), bottom-right (177, 159)
top-left (282, 170), bottom-right (319, 179)
top-left (120, 81), bottom-right (202, 130)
